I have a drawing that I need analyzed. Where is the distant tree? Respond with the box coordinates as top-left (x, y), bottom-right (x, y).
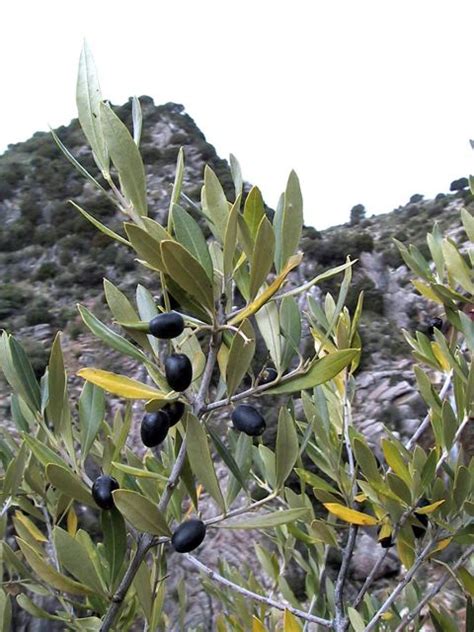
top-left (449, 176), bottom-right (469, 191)
top-left (409, 193), bottom-right (424, 204)
top-left (349, 203), bottom-right (366, 225)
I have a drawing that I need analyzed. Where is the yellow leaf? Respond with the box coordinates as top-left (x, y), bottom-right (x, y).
top-left (378, 523), bottom-right (392, 541)
top-left (14, 512), bottom-right (47, 542)
top-left (431, 537), bottom-right (452, 555)
top-left (229, 254), bottom-right (302, 325)
top-left (354, 493), bottom-right (367, 503)
top-left (431, 343), bottom-right (450, 371)
top-left (411, 279), bottom-right (443, 303)
top-left (67, 508), bottom-right (78, 536)
top-left (284, 609), bottom-right (302, 631)
top-left (323, 503), bottom-right (378, 526)
top-left (414, 499), bottom-right (445, 514)
top-left (252, 616), bottom-right (267, 632)
top-left (77, 368), bottom-right (167, 400)
top-left (381, 612), bottom-right (394, 621)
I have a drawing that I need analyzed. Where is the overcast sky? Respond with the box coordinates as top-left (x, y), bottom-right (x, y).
top-left (2, 0), bottom-right (474, 228)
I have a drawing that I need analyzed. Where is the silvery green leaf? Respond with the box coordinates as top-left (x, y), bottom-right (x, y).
top-left (131, 96), bottom-right (142, 147)
top-left (76, 42), bottom-right (109, 174)
top-left (171, 204), bottom-right (213, 279)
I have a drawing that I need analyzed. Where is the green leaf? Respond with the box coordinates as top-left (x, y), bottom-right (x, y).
top-left (249, 217), bottom-right (275, 300)
top-left (161, 240), bottom-right (214, 312)
top-left (78, 304), bottom-right (149, 364)
top-left (112, 490), bottom-right (171, 536)
top-left (79, 382), bottom-right (105, 460)
top-left (202, 165), bottom-right (229, 242)
top-left (223, 199), bottom-right (240, 278)
top-left (229, 153), bottom-right (243, 200)
top-left (274, 171), bottom-right (303, 272)
top-left (76, 42), bottom-right (108, 174)
top-left (186, 414), bottom-right (225, 512)
top-left (265, 349), bottom-right (358, 394)
top-left (77, 368), bottom-right (166, 401)
top-left (111, 462), bottom-right (168, 481)
top-left (134, 561), bottom-right (153, 623)
top-left (104, 279), bottom-right (151, 351)
top-left (221, 507), bottom-right (309, 529)
top-left (46, 464), bottom-right (95, 507)
top-left (280, 295), bottom-right (301, 370)
top-left (22, 435), bottom-right (65, 470)
top-left (70, 201), bottom-right (130, 246)
top-left (3, 442), bottom-right (28, 497)
top-left (442, 239), bottom-right (474, 294)
top-left (454, 466), bottom-right (471, 508)
top-left (101, 508), bottom-right (127, 589)
top-left (100, 102), bottom-right (147, 217)
top-left (46, 333), bottom-right (67, 433)
top-left (171, 204), bottom-right (213, 279)
top-left (53, 527), bottom-right (106, 595)
top-left (255, 299), bottom-right (282, 370)
top-left (382, 439), bottom-right (411, 487)
top-left (170, 147), bottom-right (184, 211)
top-left (461, 208), bottom-right (474, 242)
top-left (347, 607), bottom-right (366, 632)
top-left (16, 593), bottom-right (63, 621)
top-left (226, 319), bottom-right (256, 396)
top-left (206, 425), bottom-right (247, 492)
top-left (7, 335), bottom-right (41, 413)
top-left (16, 538), bottom-right (94, 595)
top-left (243, 186), bottom-right (265, 239)
top-left (275, 408), bottom-right (299, 489)
top-left (125, 223), bottom-right (166, 271)
top-left (352, 437), bottom-right (382, 484)
top-left (226, 433), bottom-right (253, 506)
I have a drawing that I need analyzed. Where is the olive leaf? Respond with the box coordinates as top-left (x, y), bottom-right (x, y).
top-left (101, 508), bottom-right (127, 589)
top-left (225, 319), bottom-right (256, 397)
top-left (186, 414), bottom-right (225, 512)
top-left (220, 508), bottom-right (309, 529)
top-left (201, 165), bottom-right (229, 242)
top-left (274, 170), bottom-right (303, 272)
top-left (249, 217), bottom-right (275, 300)
top-left (77, 368), bottom-right (167, 401)
top-left (125, 223), bottom-right (165, 271)
top-left (45, 464), bottom-right (95, 507)
top-left (243, 186), bottom-right (265, 240)
top-left (112, 490), bottom-right (171, 536)
top-left (70, 201), bottom-right (130, 246)
top-left (100, 102), bottom-right (148, 218)
top-left (171, 204), bottom-right (213, 279)
top-left (275, 408), bottom-right (299, 489)
top-left (323, 503), bottom-right (378, 526)
top-left (265, 349), bottom-right (358, 394)
top-left (79, 382), bottom-right (105, 460)
top-left (53, 527), bottom-right (107, 595)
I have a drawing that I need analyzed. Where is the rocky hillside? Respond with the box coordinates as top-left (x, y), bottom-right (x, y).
top-left (0, 93), bottom-right (471, 456)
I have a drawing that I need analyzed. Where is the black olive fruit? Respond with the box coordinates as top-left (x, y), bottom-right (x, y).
top-left (377, 527), bottom-right (394, 549)
top-left (257, 367), bottom-right (278, 385)
top-left (171, 519), bottom-right (207, 553)
top-left (92, 475), bottom-right (119, 511)
top-left (412, 499), bottom-right (430, 539)
top-left (149, 312), bottom-right (184, 339)
top-left (427, 317), bottom-right (443, 339)
top-left (141, 411), bottom-right (170, 447)
top-left (165, 353), bottom-right (193, 392)
top-left (162, 401), bottom-right (186, 427)
top-left (231, 405), bottom-right (266, 436)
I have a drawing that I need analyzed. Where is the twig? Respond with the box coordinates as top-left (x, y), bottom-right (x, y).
top-left (333, 388), bottom-right (358, 632)
top-left (184, 554), bottom-right (333, 627)
top-left (393, 545), bottom-right (474, 631)
top-left (364, 537), bottom-right (435, 632)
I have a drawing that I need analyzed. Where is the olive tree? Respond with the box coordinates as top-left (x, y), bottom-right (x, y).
top-left (0, 44), bottom-right (472, 631)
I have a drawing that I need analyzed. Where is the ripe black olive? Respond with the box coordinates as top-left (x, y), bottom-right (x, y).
top-left (171, 519), bottom-right (206, 553)
top-left (92, 475), bottom-right (119, 511)
top-left (165, 353), bottom-right (193, 392)
top-left (231, 405), bottom-right (266, 436)
top-left (162, 401), bottom-right (186, 427)
top-left (377, 527), bottom-right (394, 549)
top-left (412, 499), bottom-right (429, 539)
top-left (426, 317), bottom-right (443, 339)
top-left (149, 312), bottom-right (184, 339)
top-left (140, 411), bottom-right (170, 447)
top-left (257, 367), bottom-right (278, 385)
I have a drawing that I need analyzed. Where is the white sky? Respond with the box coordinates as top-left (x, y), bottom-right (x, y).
top-left (2, 0), bottom-right (474, 229)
